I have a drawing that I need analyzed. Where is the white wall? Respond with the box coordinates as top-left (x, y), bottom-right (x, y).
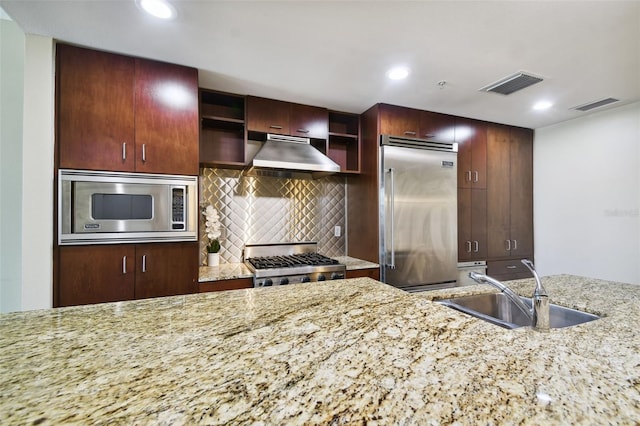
top-left (0, 26), bottom-right (54, 312)
top-left (534, 102), bottom-right (640, 284)
top-left (0, 17), bottom-right (25, 312)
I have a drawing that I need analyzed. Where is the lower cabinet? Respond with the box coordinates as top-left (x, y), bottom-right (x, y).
top-left (199, 278), bottom-right (253, 292)
top-left (57, 242), bottom-right (199, 307)
top-left (487, 259), bottom-right (533, 281)
top-left (346, 268), bottom-right (380, 280)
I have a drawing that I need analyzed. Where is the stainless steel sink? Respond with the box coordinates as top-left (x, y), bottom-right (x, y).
top-left (437, 293), bottom-right (599, 329)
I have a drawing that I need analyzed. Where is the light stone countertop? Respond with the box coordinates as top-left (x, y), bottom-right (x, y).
top-left (198, 256), bottom-right (379, 282)
top-left (1, 275), bottom-right (639, 424)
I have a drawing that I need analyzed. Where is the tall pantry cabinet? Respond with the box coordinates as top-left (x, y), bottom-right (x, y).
top-left (54, 44), bottom-right (199, 307)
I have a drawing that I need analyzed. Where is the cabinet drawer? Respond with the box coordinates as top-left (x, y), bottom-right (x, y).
top-left (199, 278), bottom-right (253, 292)
top-left (346, 268), bottom-right (380, 280)
top-left (487, 260), bottom-right (532, 280)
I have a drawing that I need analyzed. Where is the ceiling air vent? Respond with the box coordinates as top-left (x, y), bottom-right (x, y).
top-left (480, 72), bottom-right (544, 95)
top-left (572, 97), bottom-right (620, 112)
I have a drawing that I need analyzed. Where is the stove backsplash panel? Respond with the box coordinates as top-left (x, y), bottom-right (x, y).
top-left (199, 168), bottom-right (346, 264)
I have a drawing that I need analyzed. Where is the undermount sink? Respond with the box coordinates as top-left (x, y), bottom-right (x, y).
top-left (437, 293), bottom-right (599, 329)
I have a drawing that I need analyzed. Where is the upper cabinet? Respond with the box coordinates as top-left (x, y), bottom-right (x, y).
top-left (328, 111), bottom-right (361, 173)
top-left (456, 118), bottom-right (487, 189)
top-left (56, 44), bottom-right (199, 175)
top-left (246, 96), bottom-right (328, 140)
top-left (378, 103), bottom-right (456, 142)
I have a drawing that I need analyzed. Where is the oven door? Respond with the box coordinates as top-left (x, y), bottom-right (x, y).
top-left (59, 169), bottom-right (197, 245)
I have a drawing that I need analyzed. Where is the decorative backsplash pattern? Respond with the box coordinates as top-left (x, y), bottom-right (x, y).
top-left (199, 168), bottom-right (346, 264)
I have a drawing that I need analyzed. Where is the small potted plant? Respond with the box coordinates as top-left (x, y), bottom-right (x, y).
top-left (202, 205), bottom-right (222, 266)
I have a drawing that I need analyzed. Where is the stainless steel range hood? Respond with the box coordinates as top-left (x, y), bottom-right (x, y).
top-left (246, 134), bottom-right (340, 179)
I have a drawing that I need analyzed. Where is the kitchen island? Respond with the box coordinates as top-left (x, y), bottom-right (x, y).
top-left (1, 275), bottom-right (638, 424)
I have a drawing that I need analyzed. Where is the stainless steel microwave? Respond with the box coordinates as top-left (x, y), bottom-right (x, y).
top-left (58, 169), bottom-right (198, 245)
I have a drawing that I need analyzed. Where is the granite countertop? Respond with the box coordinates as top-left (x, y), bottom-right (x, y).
top-left (1, 275), bottom-right (639, 424)
top-left (198, 256), bottom-right (379, 282)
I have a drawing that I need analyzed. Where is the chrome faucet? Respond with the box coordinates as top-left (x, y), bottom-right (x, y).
top-left (469, 259), bottom-right (549, 331)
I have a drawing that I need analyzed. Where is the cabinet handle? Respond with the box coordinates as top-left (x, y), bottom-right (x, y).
top-left (142, 144), bottom-right (146, 162)
top-left (269, 125), bottom-right (283, 130)
top-left (142, 255), bottom-right (147, 273)
top-left (473, 171), bottom-right (479, 182)
top-left (424, 133), bottom-right (435, 138)
top-left (506, 265), bottom-right (517, 269)
top-left (474, 241), bottom-right (479, 252)
top-left (466, 241), bottom-right (472, 253)
top-left (296, 129), bottom-right (310, 134)
top-left (122, 256), bottom-right (127, 274)
top-left (512, 239), bottom-right (517, 250)
top-left (466, 171), bottom-right (472, 182)
top-left (122, 142), bottom-right (127, 160)
top-left (506, 240), bottom-right (511, 251)
top-left (404, 131), bottom-right (417, 136)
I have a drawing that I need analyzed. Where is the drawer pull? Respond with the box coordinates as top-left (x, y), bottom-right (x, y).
top-left (122, 256), bottom-right (127, 274)
top-left (269, 125), bottom-right (283, 130)
top-left (424, 133), bottom-right (435, 138)
top-left (296, 129), bottom-right (310, 134)
top-left (404, 131), bottom-right (417, 136)
top-left (122, 142), bottom-right (127, 160)
top-left (506, 265), bottom-right (517, 269)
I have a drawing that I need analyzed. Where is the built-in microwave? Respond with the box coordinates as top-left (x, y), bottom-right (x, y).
top-left (58, 169), bottom-right (198, 245)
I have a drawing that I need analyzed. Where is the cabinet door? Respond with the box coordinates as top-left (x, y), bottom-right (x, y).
top-left (486, 124), bottom-right (512, 258)
top-left (134, 59), bottom-right (199, 175)
top-left (458, 188), bottom-right (487, 261)
top-left (419, 111), bottom-right (456, 142)
top-left (378, 104), bottom-right (420, 137)
top-left (290, 103), bottom-right (328, 139)
top-left (134, 243), bottom-right (198, 299)
top-left (509, 128), bottom-right (534, 257)
top-left (456, 118), bottom-right (487, 189)
top-left (58, 245), bottom-right (135, 307)
top-left (57, 44), bottom-right (135, 172)
top-left (246, 96), bottom-right (290, 135)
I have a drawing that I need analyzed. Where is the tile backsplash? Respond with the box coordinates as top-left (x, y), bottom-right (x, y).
top-left (199, 168), bottom-right (346, 264)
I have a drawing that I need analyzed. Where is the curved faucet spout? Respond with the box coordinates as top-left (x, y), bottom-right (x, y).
top-left (468, 271), bottom-right (533, 321)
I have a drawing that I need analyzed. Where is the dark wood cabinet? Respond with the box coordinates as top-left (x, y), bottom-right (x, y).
top-left (134, 58), bottom-right (199, 175)
top-left (290, 103), bottom-right (328, 139)
top-left (57, 243), bottom-right (198, 307)
top-left (345, 268), bottom-right (380, 280)
top-left (59, 245), bottom-right (136, 307)
top-left (456, 118), bottom-right (487, 189)
top-left (199, 89), bottom-right (246, 167)
top-left (56, 44), bottom-right (199, 175)
top-left (458, 188), bottom-right (487, 261)
top-left (487, 259), bottom-right (533, 281)
top-left (379, 104), bottom-right (456, 141)
top-left (328, 111), bottom-right (360, 173)
top-left (199, 278), bottom-right (253, 292)
top-left (246, 96), bottom-right (328, 140)
top-left (134, 243), bottom-right (199, 299)
top-left (486, 124), bottom-right (533, 259)
top-left (379, 103), bottom-right (420, 137)
top-left (57, 44), bottom-right (136, 172)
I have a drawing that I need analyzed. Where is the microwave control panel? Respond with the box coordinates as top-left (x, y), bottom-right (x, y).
top-left (171, 187), bottom-right (186, 230)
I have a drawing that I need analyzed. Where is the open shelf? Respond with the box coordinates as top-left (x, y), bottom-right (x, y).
top-left (328, 111), bottom-right (360, 174)
top-left (199, 89), bottom-right (246, 167)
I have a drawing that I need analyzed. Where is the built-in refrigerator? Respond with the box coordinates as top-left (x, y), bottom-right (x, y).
top-left (379, 135), bottom-right (458, 291)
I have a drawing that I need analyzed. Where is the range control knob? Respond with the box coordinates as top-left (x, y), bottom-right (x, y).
top-left (280, 277), bottom-right (289, 285)
top-left (330, 272), bottom-right (345, 280)
top-left (263, 279), bottom-right (273, 287)
top-left (317, 274), bottom-right (326, 282)
top-left (301, 276), bottom-right (311, 283)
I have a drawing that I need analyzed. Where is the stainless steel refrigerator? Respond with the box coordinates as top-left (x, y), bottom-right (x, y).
top-left (379, 135), bottom-right (458, 291)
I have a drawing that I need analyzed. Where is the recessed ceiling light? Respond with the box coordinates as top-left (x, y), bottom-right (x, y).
top-left (387, 66), bottom-right (410, 80)
top-left (533, 100), bottom-right (553, 111)
top-left (137, 0), bottom-right (176, 19)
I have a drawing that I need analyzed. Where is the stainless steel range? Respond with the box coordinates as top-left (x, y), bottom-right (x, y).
top-left (244, 242), bottom-right (346, 288)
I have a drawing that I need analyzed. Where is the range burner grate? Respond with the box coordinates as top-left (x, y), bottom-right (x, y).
top-left (248, 253), bottom-right (339, 270)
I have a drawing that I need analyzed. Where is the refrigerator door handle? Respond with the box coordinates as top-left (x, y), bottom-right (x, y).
top-left (387, 167), bottom-right (396, 269)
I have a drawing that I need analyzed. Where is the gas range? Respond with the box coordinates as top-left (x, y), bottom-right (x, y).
top-left (244, 242), bottom-right (346, 288)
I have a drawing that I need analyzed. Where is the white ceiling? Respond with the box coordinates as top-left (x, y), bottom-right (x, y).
top-left (2, 0), bottom-right (639, 129)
